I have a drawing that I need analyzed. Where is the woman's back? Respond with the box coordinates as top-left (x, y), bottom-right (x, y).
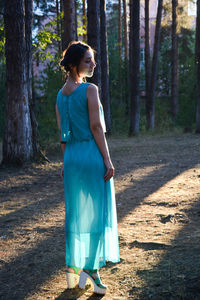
top-left (57, 82), bottom-right (106, 143)
top-left (56, 82), bottom-right (93, 143)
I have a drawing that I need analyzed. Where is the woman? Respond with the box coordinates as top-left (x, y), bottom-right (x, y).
top-left (56, 41), bottom-right (120, 295)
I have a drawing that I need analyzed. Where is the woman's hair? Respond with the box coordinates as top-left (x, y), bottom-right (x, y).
top-left (60, 41), bottom-right (96, 77)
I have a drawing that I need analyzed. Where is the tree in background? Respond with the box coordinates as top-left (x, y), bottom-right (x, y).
top-left (3, 0), bottom-right (33, 165)
top-left (118, 0), bottom-right (122, 102)
top-left (145, 0), bottom-right (150, 127)
top-left (171, 0), bottom-right (178, 120)
top-left (122, 0), bottom-right (129, 115)
top-left (63, 0), bottom-right (76, 50)
top-left (25, 0), bottom-right (41, 157)
top-left (129, 0), bottom-right (140, 135)
top-left (100, 0), bottom-right (111, 133)
top-left (196, 0), bottom-right (200, 133)
top-left (146, 0), bottom-right (163, 130)
top-left (87, 0), bottom-right (101, 89)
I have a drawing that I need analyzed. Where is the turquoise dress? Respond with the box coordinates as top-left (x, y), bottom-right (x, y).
top-left (56, 82), bottom-right (120, 269)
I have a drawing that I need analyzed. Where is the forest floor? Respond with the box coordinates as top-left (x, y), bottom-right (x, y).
top-left (0, 133), bottom-right (200, 300)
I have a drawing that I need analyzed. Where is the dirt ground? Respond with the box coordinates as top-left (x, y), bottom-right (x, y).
top-left (0, 133), bottom-right (200, 300)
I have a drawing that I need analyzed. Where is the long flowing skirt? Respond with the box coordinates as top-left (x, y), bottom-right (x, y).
top-left (63, 138), bottom-right (120, 269)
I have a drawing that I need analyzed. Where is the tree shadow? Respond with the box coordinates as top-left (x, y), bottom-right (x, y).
top-left (128, 198), bottom-right (200, 300)
top-left (1, 135), bottom-right (200, 299)
top-left (55, 287), bottom-right (105, 300)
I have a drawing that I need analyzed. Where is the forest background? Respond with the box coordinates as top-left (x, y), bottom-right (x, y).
top-left (0, 0), bottom-right (200, 164)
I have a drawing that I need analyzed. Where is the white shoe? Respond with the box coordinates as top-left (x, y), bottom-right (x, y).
top-left (66, 266), bottom-right (81, 289)
top-left (79, 270), bottom-right (107, 295)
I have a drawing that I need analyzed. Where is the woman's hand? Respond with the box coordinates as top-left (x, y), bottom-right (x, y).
top-left (104, 158), bottom-right (115, 182)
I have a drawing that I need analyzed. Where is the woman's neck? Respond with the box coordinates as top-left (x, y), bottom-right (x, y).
top-left (68, 74), bottom-right (83, 84)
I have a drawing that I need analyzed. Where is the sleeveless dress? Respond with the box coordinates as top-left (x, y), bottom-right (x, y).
top-left (56, 82), bottom-right (120, 270)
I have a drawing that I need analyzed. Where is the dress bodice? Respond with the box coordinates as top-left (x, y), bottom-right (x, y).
top-left (56, 82), bottom-right (106, 143)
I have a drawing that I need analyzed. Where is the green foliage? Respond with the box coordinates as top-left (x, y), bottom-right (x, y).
top-left (34, 59), bottom-right (63, 145)
top-left (77, 19), bottom-right (87, 38)
top-left (177, 54), bottom-right (196, 127)
top-left (33, 14), bottom-right (61, 63)
top-left (0, 19), bottom-right (5, 63)
top-left (176, 28), bottom-right (196, 128)
top-left (157, 26), bottom-right (196, 131)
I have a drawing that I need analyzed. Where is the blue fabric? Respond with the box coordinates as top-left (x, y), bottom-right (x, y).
top-left (56, 82), bottom-right (120, 269)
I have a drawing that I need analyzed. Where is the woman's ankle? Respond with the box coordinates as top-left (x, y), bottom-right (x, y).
top-left (66, 265), bottom-right (82, 275)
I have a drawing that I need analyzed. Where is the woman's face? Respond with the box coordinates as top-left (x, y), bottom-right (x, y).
top-left (77, 49), bottom-right (96, 78)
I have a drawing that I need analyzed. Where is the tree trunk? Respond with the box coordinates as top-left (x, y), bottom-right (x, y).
top-left (145, 0), bottom-right (151, 126)
top-left (146, 0), bottom-right (163, 130)
top-left (122, 0), bottom-right (128, 60)
top-left (129, 0), bottom-right (140, 135)
top-left (87, 0), bottom-right (101, 90)
top-left (118, 0), bottom-right (122, 60)
top-left (122, 0), bottom-right (129, 115)
top-left (25, 0), bottom-right (41, 158)
top-left (82, 0), bottom-right (87, 42)
top-left (3, 0), bottom-right (33, 165)
top-left (171, 0), bottom-right (178, 120)
top-left (63, 0), bottom-right (76, 50)
top-left (196, 0), bottom-right (200, 133)
top-left (100, 0), bottom-right (111, 133)
top-left (118, 0), bottom-right (122, 102)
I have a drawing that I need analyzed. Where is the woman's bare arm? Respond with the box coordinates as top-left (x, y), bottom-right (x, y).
top-left (87, 84), bottom-right (114, 182)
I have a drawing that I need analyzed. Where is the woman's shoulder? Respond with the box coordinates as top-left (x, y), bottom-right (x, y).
top-left (86, 82), bottom-right (98, 94)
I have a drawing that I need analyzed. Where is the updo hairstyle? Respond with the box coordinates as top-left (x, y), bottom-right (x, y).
top-left (60, 41), bottom-right (95, 77)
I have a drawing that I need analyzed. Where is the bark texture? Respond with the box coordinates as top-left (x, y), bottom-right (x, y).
top-left (145, 0), bottom-right (150, 125)
top-left (122, 0), bottom-right (128, 60)
top-left (129, 0), bottom-right (140, 135)
top-left (63, 0), bottom-right (76, 50)
top-left (100, 0), bottom-right (111, 133)
top-left (25, 0), bottom-right (40, 157)
top-left (123, 0), bottom-right (129, 115)
top-left (87, 0), bottom-right (101, 90)
top-left (171, 0), bottom-right (178, 120)
top-left (146, 0), bottom-right (163, 130)
top-left (3, 0), bottom-right (33, 165)
top-left (196, 0), bottom-right (200, 133)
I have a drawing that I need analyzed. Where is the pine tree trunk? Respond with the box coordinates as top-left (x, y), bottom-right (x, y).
top-left (196, 0), bottom-right (200, 133)
top-left (118, 0), bottom-right (122, 60)
top-left (25, 0), bottom-right (41, 158)
top-left (3, 0), bottom-right (33, 165)
top-left (118, 0), bottom-right (122, 102)
top-left (122, 0), bottom-right (129, 115)
top-left (129, 0), bottom-right (140, 135)
top-left (87, 0), bottom-right (101, 90)
top-left (122, 0), bottom-right (128, 60)
top-left (145, 0), bottom-right (151, 126)
top-left (146, 0), bottom-right (163, 130)
top-left (100, 0), bottom-right (111, 133)
top-left (171, 0), bottom-right (178, 120)
top-left (63, 0), bottom-right (76, 49)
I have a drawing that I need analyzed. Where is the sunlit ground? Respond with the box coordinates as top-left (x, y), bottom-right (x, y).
top-left (0, 134), bottom-right (200, 299)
